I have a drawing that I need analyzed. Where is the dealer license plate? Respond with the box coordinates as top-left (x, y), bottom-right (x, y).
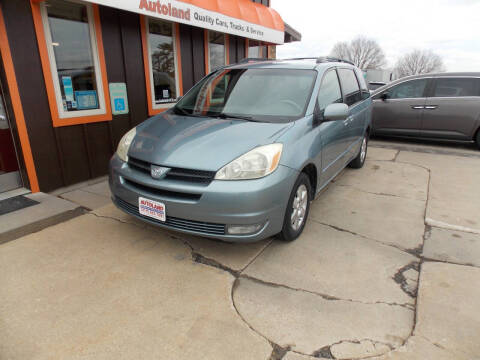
top-left (138, 197), bottom-right (166, 222)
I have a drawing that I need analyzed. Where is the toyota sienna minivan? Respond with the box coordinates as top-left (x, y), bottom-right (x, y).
top-left (109, 57), bottom-right (372, 242)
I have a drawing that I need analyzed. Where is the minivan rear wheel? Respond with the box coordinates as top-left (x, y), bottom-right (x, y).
top-left (278, 173), bottom-right (311, 242)
top-left (348, 133), bottom-right (368, 169)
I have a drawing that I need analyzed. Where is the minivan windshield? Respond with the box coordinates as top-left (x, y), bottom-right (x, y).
top-left (174, 68), bottom-right (317, 123)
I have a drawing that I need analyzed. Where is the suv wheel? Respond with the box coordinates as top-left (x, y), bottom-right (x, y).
top-left (348, 133), bottom-right (368, 169)
top-left (278, 173), bottom-right (311, 242)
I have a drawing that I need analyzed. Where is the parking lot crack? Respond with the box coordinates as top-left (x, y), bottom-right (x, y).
top-left (190, 251), bottom-right (240, 277)
top-left (240, 239), bottom-right (274, 273)
top-left (238, 274), bottom-right (414, 309)
top-left (311, 338), bottom-right (396, 359)
top-left (421, 257), bottom-right (478, 269)
top-left (231, 276), bottom-right (413, 360)
top-left (417, 334), bottom-right (472, 358)
top-left (392, 149), bottom-right (401, 162)
top-left (87, 212), bottom-right (146, 228)
top-left (312, 219), bottom-right (421, 259)
top-left (334, 184), bottom-right (422, 201)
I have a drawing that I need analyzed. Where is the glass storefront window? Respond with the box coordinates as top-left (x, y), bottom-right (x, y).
top-left (148, 19), bottom-right (178, 106)
top-left (248, 41), bottom-right (261, 58)
top-left (41, 0), bottom-right (106, 117)
top-left (208, 31), bottom-right (226, 72)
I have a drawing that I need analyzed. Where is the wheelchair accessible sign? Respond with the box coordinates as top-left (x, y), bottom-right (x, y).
top-left (109, 83), bottom-right (129, 115)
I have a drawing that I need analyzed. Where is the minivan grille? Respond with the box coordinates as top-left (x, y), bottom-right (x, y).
top-left (128, 157), bottom-right (215, 184)
top-left (114, 196), bottom-right (226, 235)
top-left (124, 179), bottom-right (201, 202)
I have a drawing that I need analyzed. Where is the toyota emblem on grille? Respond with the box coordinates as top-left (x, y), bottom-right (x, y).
top-left (151, 165), bottom-right (170, 179)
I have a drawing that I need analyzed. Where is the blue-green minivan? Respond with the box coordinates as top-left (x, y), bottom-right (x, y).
top-left (109, 57), bottom-right (372, 242)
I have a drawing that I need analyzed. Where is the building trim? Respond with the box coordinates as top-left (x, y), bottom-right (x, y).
top-left (0, 5), bottom-right (40, 192)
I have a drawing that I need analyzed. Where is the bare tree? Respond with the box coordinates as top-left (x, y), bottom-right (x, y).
top-left (394, 50), bottom-right (444, 78)
top-left (330, 36), bottom-right (386, 70)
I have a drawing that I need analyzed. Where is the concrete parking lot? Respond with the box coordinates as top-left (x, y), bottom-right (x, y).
top-left (1, 142), bottom-right (480, 360)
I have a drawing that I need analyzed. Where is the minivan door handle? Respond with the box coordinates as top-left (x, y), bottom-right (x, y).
top-left (424, 105), bottom-right (438, 110)
top-left (411, 105), bottom-right (425, 110)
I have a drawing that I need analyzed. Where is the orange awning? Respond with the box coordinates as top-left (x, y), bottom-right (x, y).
top-left (178, 0), bottom-right (284, 32)
top-left (77, 0), bottom-right (286, 44)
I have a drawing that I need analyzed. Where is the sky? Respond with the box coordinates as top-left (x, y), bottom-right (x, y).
top-left (273, 0), bottom-right (480, 72)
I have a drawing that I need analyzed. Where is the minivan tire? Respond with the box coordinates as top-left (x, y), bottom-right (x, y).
top-left (476, 129), bottom-right (480, 150)
top-left (348, 133), bottom-right (368, 169)
top-left (278, 173), bottom-right (311, 242)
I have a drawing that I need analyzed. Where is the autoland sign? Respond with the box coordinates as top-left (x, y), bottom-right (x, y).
top-left (81, 0), bottom-right (285, 44)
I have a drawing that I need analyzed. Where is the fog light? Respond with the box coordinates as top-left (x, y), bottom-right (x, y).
top-left (226, 223), bottom-right (263, 235)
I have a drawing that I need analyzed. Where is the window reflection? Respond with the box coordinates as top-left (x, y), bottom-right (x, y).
top-left (149, 20), bottom-right (177, 104)
top-left (208, 31), bottom-right (225, 71)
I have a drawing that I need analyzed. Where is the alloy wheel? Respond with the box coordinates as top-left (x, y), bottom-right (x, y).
top-left (291, 184), bottom-right (308, 231)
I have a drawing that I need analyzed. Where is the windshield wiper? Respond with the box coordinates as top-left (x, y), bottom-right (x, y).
top-left (217, 113), bottom-right (258, 121)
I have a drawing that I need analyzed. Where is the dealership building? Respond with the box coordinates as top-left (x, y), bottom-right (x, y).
top-left (0, 0), bottom-right (300, 194)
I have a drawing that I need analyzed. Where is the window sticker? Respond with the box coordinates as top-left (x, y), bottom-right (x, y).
top-left (109, 83), bottom-right (129, 115)
top-left (62, 76), bottom-right (74, 102)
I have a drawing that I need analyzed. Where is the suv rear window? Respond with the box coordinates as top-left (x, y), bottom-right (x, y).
top-left (432, 78), bottom-right (480, 97)
top-left (338, 68), bottom-right (362, 106)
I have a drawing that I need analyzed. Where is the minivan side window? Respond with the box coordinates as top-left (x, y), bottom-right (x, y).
top-left (338, 68), bottom-right (362, 106)
top-left (354, 68), bottom-right (370, 100)
top-left (317, 70), bottom-right (343, 112)
top-left (432, 78), bottom-right (480, 97)
top-left (385, 79), bottom-right (427, 99)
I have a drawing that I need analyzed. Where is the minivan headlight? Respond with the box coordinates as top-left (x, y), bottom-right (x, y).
top-left (116, 127), bottom-right (136, 162)
top-left (215, 144), bottom-right (283, 180)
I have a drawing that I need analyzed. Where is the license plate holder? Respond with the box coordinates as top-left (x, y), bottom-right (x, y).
top-left (138, 197), bottom-right (166, 222)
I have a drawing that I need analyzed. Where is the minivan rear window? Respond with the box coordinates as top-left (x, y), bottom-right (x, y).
top-left (432, 78), bottom-right (480, 97)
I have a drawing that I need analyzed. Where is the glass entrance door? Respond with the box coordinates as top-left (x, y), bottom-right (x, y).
top-left (0, 77), bottom-right (22, 193)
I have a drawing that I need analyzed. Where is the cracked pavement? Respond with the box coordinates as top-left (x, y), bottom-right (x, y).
top-left (1, 142), bottom-right (480, 359)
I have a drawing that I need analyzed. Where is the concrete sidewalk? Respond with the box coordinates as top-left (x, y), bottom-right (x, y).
top-left (1, 144), bottom-right (480, 360)
top-left (52, 176), bottom-right (112, 211)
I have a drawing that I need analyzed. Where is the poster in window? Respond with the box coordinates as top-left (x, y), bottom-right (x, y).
top-left (75, 90), bottom-right (99, 110)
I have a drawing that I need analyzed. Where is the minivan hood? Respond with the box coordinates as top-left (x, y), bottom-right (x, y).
top-left (128, 112), bottom-right (293, 170)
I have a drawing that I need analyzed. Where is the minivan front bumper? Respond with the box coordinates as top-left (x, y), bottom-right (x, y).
top-left (109, 154), bottom-right (298, 242)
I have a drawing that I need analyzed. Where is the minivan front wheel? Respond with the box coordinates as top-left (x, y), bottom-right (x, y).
top-left (278, 173), bottom-right (311, 242)
top-left (348, 133), bottom-right (368, 169)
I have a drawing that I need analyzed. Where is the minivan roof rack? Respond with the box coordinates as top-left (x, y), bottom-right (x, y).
top-left (283, 56), bottom-right (355, 66)
top-left (237, 57), bottom-right (270, 64)
top-left (234, 57), bottom-right (355, 66)
top-left (316, 56), bottom-right (355, 65)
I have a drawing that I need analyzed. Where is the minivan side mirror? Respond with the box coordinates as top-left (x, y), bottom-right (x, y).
top-left (323, 103), bottom-right (350, 122)
top-left (380, 93), bottom-right (389, 101)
